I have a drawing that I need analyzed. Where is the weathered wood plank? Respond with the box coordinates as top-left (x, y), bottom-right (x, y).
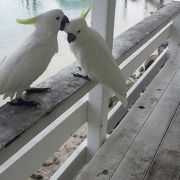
top-left (0, 63), bottom-right (95, 163)
top-left (113, 1), bottom-right (180, 64)
top-left (108, 49), bottom-right (167, 132)
top-left (121, 22), bottom-right (171, 80)
top-left (144, 105), bottom-right (180, 180)
top-left (0, 2), bottom-right (180, 154)
top-left (76, 48), bottom-right (180, 180)
top-left (110, 65), bottom-right (180, 180)
top-left (0, 99), bottom-right (88, 180)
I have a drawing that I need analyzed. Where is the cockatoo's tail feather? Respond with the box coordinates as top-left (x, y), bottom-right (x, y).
top-left (16, 17), bottom-right (38, 25)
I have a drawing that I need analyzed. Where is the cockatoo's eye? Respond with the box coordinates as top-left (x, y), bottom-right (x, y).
top-left (56, 16), bottom-right (60, 20)
top-left (77, 30), bottom-right (81, 34)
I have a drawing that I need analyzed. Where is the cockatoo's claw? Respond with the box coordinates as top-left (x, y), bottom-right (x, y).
top-left (26, 88), bottom-right (51, 94)
top-left (76, 66), bottom-right (82, 71)
top-left (8, 98), bottom-right (40, 106)
top-left (72, 73), bottom-right (91, 81)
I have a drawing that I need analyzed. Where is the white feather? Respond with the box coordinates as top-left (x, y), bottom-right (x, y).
top-left (0, 9), bottom-right (65, 99)
top-left (65, 18), bottom-right (128, 108)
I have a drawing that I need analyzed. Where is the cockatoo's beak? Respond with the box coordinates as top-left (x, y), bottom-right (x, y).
top-left (60, 15), bottom-right (69, 31)
top-left (67, 33), bottom-right (77, 43)
top-left (16, 17), bottom-right (38, 25)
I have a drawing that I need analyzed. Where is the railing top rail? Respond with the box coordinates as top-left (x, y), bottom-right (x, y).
top-left (113, 1), bottom-right (180, 63)
top-left (0, 1), bottom-right (180, 150)
top-left (0, 63), bottom-right (94, 150)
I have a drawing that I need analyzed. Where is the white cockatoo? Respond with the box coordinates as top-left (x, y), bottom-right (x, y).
top-left (64, 8), bottom-right (128, 108)
top-left (0, 9), bottom-right (69, 106)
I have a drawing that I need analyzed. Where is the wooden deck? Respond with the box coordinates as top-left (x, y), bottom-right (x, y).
top-left (77, 47), bottom-right (180, 180)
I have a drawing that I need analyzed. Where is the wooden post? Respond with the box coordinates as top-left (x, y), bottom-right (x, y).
top-left (167, 14), bottom-right (180, 59)
top-left (87, 0), bottom-right (116, 159)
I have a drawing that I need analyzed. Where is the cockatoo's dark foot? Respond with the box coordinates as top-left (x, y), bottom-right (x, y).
top-left (72, 73), bottom-right (91, 81)
top-left (26, 88), bottom-right (50, 94)
top-left (8, 98), bottom-right (40, 106)
top-left (76, 66), bottom-right (82, 71)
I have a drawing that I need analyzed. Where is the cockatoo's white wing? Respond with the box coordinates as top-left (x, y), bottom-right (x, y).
top-left (0, 9), bottom-right (68, 103)
top-left (0, 34), bottom-right (57, 99)
top-left (76, 28), bottom-right (127, 107)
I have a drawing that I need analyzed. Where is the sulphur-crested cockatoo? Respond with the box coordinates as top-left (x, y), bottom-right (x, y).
top-left (0, 9), bottom-right (69, 106)
top-left (64, 8), bottom-right (128, 108)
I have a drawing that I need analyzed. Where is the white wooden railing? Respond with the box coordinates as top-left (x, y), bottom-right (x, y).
top-left (0, 1), bottom-right (180, 180)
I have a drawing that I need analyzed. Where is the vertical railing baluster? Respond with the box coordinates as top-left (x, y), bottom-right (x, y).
top-left (87, 0), bottom-right (116, 159)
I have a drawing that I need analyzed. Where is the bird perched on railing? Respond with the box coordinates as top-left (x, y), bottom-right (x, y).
top-left (64, 7), bottom-right (128, 108)
top-left (0, 9), bottom-right (69, 106)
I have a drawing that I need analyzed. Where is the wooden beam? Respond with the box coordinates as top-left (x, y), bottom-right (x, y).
top-left (108, 49), bottom-right (167, 132)
top-left (113, 1), bottom-right (180, 64)
top-left (144, 105), bottom-right (180, 180)
top-left (50, 140), bottom-right (87, 180)
top-left (111, 59), bottom-right (180, 180)
top-left (0, 100), bottom-right (87, 180)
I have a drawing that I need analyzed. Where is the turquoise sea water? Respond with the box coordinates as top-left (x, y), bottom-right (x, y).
top-left (0, 0), bottom-right (90, 54)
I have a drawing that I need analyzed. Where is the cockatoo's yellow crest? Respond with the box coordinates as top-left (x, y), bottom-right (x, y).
top-left (80, 4), bottom-right (91, 19)
top-left (16, 17), bottom-right (38, 25)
